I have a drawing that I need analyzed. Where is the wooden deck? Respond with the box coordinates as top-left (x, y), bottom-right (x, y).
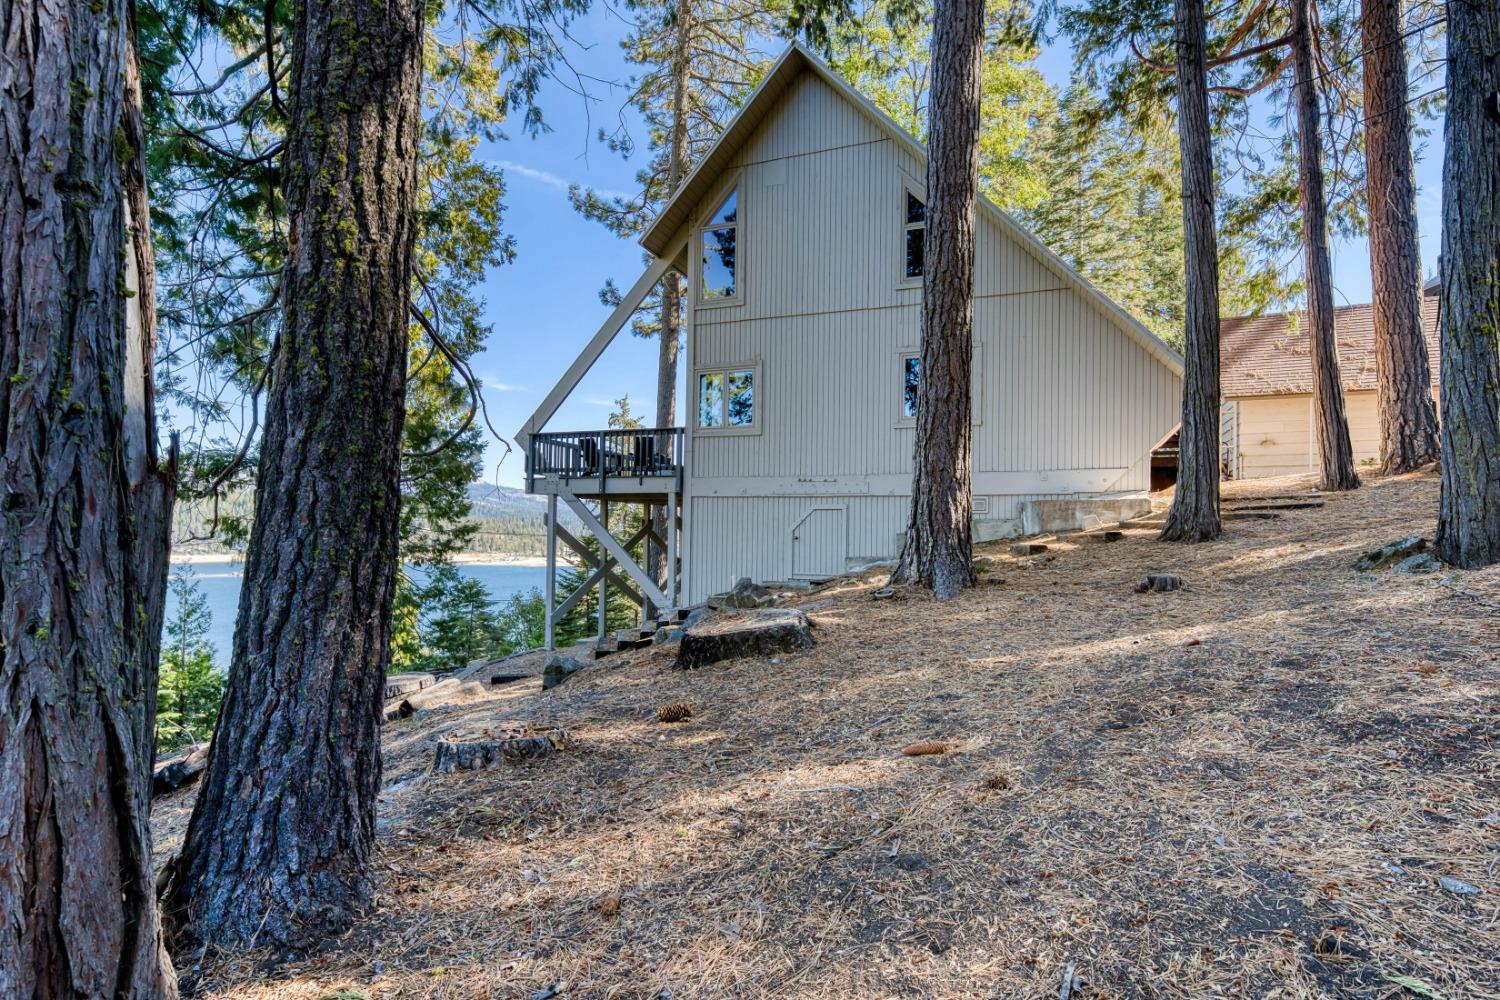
top-left (526, 427), bottom-right (683, 500)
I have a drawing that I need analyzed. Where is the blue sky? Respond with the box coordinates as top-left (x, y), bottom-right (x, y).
top-left (473, 18), bottom-right (1446, 489)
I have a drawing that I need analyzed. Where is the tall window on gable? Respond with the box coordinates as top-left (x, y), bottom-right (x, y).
top-left (700, 189), bottom-right (738, 300)
top-left (904, 191), bottom-right (926, 279)
top-left (698, 367), bottom-right (755, 429)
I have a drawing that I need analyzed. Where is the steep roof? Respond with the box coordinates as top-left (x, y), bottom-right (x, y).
top-left (1221, 296), bottom-right (1441, 397)
top-left (638, 43), bottom-right (1184, 378)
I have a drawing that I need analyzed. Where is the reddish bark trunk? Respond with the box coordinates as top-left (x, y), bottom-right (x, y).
top-left (1291, 0), bottom-right (1359, 492)
top-left (0, 2), bottom-right (177, 994)
top-left (1362, 0), bottom-right (1439, 474)
top-left (1159, 0), bottom-right (1223, 543)
top-left (165, 0), bottom-right (425, 948)
top-left (1434, 0), bottom-right (1500, 567)
top-left (892, 0), bottom-right (984, 600)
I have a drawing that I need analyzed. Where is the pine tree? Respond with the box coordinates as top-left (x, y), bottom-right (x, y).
top-left (0, 0), bottom-right (178, 990)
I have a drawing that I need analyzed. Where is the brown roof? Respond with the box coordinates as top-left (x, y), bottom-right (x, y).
top-left (1220, 295), bottom-right (1440, 397)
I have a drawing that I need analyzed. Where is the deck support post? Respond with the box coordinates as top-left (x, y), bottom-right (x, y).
top-left (597, 500), bottom-right (608, 642)
top-left (544, 494), bottom-right (557, 650)
top-left (666, 490), bottom-right (678, 609)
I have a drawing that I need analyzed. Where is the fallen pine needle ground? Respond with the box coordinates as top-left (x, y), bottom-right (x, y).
top-left (154, 469), bottom-right (1500, 999)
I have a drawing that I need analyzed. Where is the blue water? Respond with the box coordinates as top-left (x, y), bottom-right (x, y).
top-left (165, 560), bottom-right (547, 663)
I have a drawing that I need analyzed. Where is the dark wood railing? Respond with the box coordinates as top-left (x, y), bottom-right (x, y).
top-left (527, 427), bottom-right (684, 493)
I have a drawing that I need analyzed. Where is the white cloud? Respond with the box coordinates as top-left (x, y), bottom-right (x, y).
top-left (484, 379), bottom-right (530, 393)
top-left (493, 159), bottom-right (631, 202)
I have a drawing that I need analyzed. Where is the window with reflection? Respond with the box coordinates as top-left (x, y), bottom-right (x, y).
top-left (904, 191), bottom-right (926, 279)
top-left (902, 355), bottom-right (921, 418)
top-left (698, 366), bottom-right (755, 429)
top-left (700, 188), bottom-right (738, 300)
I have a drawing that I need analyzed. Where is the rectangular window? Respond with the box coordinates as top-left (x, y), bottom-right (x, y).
top-left (898, 346), bottom-right (981, 426)
top-left (904, 191), bottom-right (926, 279)
top-left (903, 356), bottom-right (921, 418)
top-left (698, 365), bottom-right (756, 430)
top-left (700, 188), bottom-right (738, 300)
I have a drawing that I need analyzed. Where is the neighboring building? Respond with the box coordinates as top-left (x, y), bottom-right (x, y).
top-left (1220, 289), bottom-right (1440, 479)
top-left (516, 44), bottom-right (1183, 642)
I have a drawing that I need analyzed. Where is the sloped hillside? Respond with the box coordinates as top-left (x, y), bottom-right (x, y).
top-left (154, 469), bottom-right (1500, 999)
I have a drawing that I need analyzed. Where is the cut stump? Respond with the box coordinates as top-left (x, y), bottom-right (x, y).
top-left (434, 723), bottom-right (570, 773)
top-left (675, 609), bottom-right (815, 670)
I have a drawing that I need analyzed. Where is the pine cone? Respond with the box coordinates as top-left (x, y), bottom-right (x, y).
top-left (656, 703), bottom-right (694, 723)
top-left (901, 740), bottom-right (950, 757)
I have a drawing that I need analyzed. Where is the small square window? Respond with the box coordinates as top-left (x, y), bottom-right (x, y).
top-left (698, 365), bottom-right (757, 430)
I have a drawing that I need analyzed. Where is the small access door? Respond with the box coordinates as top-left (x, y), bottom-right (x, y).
top-left (791, 506), bottom-right (847, 580)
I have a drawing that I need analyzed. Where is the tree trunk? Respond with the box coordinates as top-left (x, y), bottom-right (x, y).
top-left (1362, 0), bottom-right (1440, 475)
top-left (1291, 0), bottom-right (1359, 492)
top-left (650, 0), bottom-right (693, 596)
top-left (0, 2), bottom-right (178, 994)
top-left (891, 0), bottom-right (984, 600)
top-left (165, 0), bottom-right (425, 948)
top-left (1159, 0), bottom-right (1223, 543)
top-left (1434, 0), bottom-right (1500, 568)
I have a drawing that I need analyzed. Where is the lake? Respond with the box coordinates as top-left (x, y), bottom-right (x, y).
top-left (165, 560), bottom-right (548, 662)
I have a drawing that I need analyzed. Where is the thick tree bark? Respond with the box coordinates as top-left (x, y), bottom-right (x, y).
top-left (1362, 0), bottom-right (1440, 474)
top-left (650, 1), bottom-right (693, 595)
top-left (1434, 0), bottom-right (1500, 567)
top-left (0, 2), bottom-right (177, 994)
top-left (1291, 0), bottom-right (1359, 491)
top-left (891, 0), bottom-right (983, 600)
top-left (1159, 0), bottom-right (1223, 543)
top-left (165, 0), bottom-right (425, 948)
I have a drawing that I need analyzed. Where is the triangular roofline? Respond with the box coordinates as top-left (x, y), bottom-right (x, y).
top-left (640, 42), bottom-right (1185, 377)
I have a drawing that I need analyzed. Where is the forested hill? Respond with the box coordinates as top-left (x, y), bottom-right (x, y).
top-left (173, 483), bottom-right (575, 560)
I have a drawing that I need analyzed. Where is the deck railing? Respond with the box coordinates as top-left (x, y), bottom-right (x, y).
top-left (526, 427), bottom-right (684, 492)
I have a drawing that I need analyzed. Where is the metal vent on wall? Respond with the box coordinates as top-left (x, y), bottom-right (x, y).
top-left (972, 496), bottom-right (991, 516)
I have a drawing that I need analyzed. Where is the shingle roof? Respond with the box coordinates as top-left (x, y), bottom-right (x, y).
top-left (1221, 295), bottom-right (1440, 397)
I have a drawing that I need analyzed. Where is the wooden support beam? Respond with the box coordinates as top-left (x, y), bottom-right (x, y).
top-left (553, 521), bottom-right (642, 604)
top-left (552, 520), bottom-right (653, 621)
top-left (544, 494), bottom-right (557, 650)
top-left (597, 499), bottom-right (608, 641)
top-left (666, 490), bottom-right (678, 609)
top-left (514, 232), bottom-right (687, 448)
top-left (560, 493), bottom-right (670, 610)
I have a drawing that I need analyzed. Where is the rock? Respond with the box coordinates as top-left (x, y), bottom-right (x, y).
top-left (1438, 876), bottom-right (1481, 896)
top-left (707, 577), bottom-right (774, 610)
top-left (1011, 542), bottom-right (1049, 556)
top-left (681, 606), bottom-right (712, 630)
top-left (871, 587), bottom-right (895, 600)
top-left (1134, 573), bottom-right (1185, 593)
top-left (385, 671), bottom-right (436, 699)
top-left (1082, 530), bottom-right (1124, 543)
top-left (676, 609), bottom-right (815, 670)
top-left (541, 653), bottom-right (590, 691)
top-left (1393, 552), bottom-right (1441, 575)
top-left (152, 744), bottom-right (209, 798)
top-left (652, 625), bottom-right (683, 645)
top-left (1355, 535), bottom-right (1427, 572)
top-left (434, 724), bottom-right (569, 773)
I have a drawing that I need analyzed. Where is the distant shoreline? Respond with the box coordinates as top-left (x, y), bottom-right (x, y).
top-left (171, 552), bottom-right (571, 568)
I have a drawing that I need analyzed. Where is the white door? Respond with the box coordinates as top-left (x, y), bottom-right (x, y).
top-left (792, 506), bottom-right (846, 580)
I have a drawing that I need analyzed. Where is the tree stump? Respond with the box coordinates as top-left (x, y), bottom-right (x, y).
top-left (1134, 573), bottom-right (1186, 593)
top-left (675, 609), bottom-right (815, 670)
top-left (433, 724), bottom-right (570, 773)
